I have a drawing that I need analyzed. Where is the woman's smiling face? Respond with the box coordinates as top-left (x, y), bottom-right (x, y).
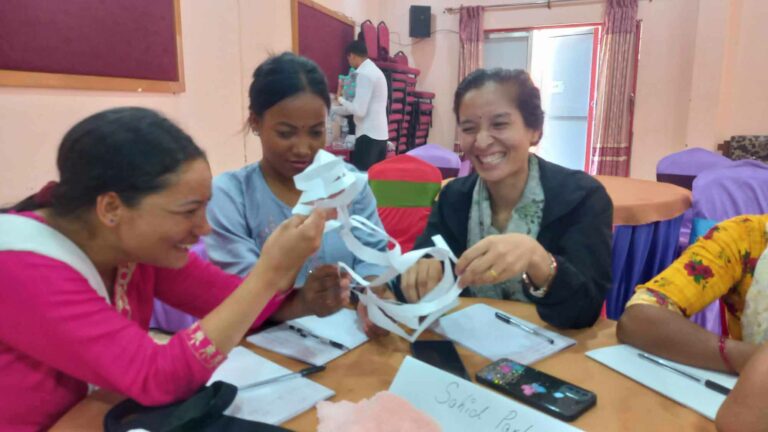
top-left (115, 158), bottom-right (212, 268)
top-left (458, 82), bottom-right (541, 185)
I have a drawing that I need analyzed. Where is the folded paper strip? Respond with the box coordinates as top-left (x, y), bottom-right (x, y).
top-left (292, 150), bottom-right (462, 341)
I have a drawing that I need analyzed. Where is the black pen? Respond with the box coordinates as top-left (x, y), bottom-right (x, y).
top-left (494, 312), bottom-right (555, 345)
top-left (637, 352), bottom-right (731, 396)
top-left (288, 324), bottom-right (350, 351)
top-left (240, 365), bottom-right (326, 390)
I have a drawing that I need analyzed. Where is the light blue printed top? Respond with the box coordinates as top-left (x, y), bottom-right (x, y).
top-left (205, 162), bottom-right (388, 286)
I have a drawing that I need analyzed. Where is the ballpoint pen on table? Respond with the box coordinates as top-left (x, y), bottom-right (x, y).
top-left (494, 311), bottom-right (555, 345)
top-left (637, 352), bottom-right (731, 396)
top-left (240, 365), bottom-right (326, 390)
top-left (288, 324), bottom-right (350, 351)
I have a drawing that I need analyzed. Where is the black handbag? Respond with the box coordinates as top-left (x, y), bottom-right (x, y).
top-left (103, 381), bottom-right (293, 432)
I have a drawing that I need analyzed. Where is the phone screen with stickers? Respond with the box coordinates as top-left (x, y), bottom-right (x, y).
top-left (476, 358), bottom-right (596, 422)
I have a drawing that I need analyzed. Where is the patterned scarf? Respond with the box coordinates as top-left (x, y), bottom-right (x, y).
top-left (466, 155), bottom-right (545, 300)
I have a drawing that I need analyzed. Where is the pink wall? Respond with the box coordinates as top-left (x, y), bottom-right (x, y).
top-left (723, 0), bottom-right (768, 137)
top-left (683, 0), bottom-right (768, 150)
top-left (378, 0), bottom-right (702, 180)
top-left (0, 0), bottom-right (379, 205)
top-left (0, 0), bottom-right (245, 205)
top-left (630, 0), bottom-right (699, 179)
top-left (378, 0), bottom-right (767, 179)
top-left (238, 0), bottom-right (381, 162)
top-left (685, 0), bottom-right (734, 150)
top-left (2, 0), bottom-right (766, 205)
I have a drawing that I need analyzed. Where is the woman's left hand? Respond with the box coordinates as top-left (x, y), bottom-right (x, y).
top-left (455, 234), bottom-right (546, 288)
top-left (357, 301), bottom-right (390, 338)
top-left (297, 264), bottom-right (351, 317)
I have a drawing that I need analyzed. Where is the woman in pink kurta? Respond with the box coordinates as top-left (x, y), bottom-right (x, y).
top-left (0, 107), bottom-right (329, 431)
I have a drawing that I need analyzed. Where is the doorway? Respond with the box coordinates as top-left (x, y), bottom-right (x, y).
top-left (484, 25), bottom-right (600, 172)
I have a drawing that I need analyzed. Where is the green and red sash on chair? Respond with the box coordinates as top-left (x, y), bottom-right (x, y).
top-left (368, 155), bottom-right (442, 252)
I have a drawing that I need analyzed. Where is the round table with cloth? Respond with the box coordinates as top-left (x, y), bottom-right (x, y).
top-left (594, 176), bottom-right (692, 319)
top-left (52, 299), bottom-right (715, 431)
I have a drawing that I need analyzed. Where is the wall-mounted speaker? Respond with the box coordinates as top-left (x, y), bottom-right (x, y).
top-left (409, 5), bottom-right (431, 38)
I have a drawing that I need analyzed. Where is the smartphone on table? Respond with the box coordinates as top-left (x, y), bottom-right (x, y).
top-left (411, 340), bottom-right (470, 380)
top-left (476, 358), bottom-right (596, 422)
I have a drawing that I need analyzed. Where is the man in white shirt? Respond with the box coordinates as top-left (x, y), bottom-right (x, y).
top-left (335, 40), bottom-right (389, 171)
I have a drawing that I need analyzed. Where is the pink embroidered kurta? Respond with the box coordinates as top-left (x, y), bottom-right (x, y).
top-left (0, 212), bottom-right (287, 431)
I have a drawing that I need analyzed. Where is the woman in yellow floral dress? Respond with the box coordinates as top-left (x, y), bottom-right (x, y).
top-left (617, 215), bottom-right (768, 373)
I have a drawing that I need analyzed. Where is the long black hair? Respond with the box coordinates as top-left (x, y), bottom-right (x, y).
top-left (3, 107), bottom-right (206, 216)
top-left (248, 52), bottom-right (331, 120)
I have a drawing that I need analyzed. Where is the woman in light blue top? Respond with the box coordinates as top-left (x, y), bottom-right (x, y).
top-left (206, 52), bottom-right (387, 321)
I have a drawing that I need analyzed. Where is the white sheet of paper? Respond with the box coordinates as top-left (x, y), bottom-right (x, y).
top-left (586, 344), bottom-right (737, 421)
top-left (207, 347), bottom-right (334, 425)
top-left (389, 356), bottom-right (582, 432)
top-left (432, 303), bottom-right (576, 364)
top-left (246, 308), bottom-right (368, 365)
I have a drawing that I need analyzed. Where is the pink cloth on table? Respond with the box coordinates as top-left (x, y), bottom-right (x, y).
top-left (0, 212), bottom-right (286, 431)
top-left (316, 391), bottom-right (440, 432)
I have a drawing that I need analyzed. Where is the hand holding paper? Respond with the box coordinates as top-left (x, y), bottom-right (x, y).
top-left (401, 258), bottom-right (444, 303)
top-left (291, 150), bottom-right (463, 342)
top-left (258, 209), bottom-right (328, 282)
top-left (455, 233), bottom-right (544, 287)
top-left (297, 264), bottom-right (351, 318)
top-left (356, 289), bottom-right (392, 338)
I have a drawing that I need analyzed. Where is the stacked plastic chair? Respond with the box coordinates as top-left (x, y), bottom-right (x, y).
top-left (407, 143), bottom-right (461, 179)
top-left (376, 51), bottom-right (421, 154)
top-left (358, 20), bottom-right (378, 62)
top-left (377, 21), bottom-right (390, 62)
top-left (358, 21), bottom-right (434, 155)
top-left (408, 90), bottom-right (434, 148)
top-left (687, 160), bottom-right (768, 336)
top-left (367, 155), bottom-right (442, 252)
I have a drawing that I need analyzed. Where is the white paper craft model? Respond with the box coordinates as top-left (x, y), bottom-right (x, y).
top-left (292, 150), bottom-right (462, 341)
